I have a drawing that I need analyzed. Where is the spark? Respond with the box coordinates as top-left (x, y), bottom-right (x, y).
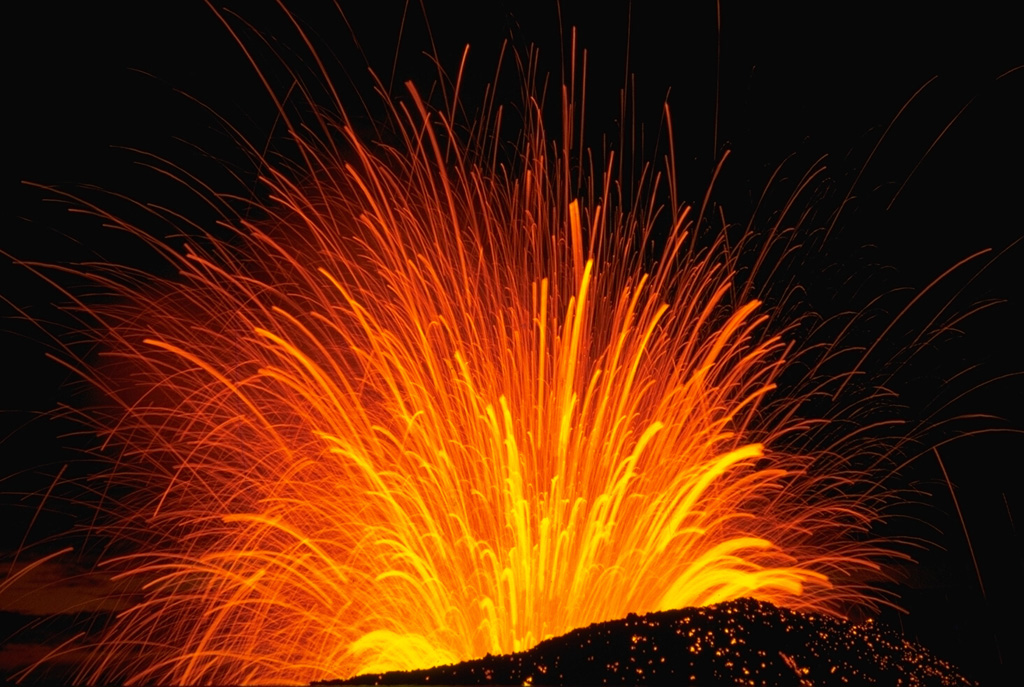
top-left (11, 10), bottom-right (931, 687)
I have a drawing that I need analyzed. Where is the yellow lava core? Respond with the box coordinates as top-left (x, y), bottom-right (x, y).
top-left (17, 24), bottom-right (909, 687)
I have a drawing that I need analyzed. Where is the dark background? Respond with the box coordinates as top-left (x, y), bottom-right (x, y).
top-left (5, 2), bottom-right (1022, 684)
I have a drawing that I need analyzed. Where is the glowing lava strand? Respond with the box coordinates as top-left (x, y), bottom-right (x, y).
top-left (25, 37), bottom-right (903, 687)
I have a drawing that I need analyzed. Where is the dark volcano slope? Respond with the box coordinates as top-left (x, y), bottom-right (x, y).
top-left (329, 598), bottom-right (975, 686)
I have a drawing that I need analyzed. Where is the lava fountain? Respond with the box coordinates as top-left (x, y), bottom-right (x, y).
top-left (9, 7), bottom-right (973, 687)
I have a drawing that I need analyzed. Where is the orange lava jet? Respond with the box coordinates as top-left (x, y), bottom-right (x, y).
top-left (13, 17), bottom-right (919, 687)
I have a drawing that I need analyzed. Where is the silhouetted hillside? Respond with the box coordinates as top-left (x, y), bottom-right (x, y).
top-left (327, 598), bottom-right (976, 686)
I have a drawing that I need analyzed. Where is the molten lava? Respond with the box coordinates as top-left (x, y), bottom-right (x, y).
top-left (13, 21), bottom-right (915, 687)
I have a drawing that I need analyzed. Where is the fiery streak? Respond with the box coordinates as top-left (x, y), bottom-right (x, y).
top-left (14, 17), bottom-right (920, 687)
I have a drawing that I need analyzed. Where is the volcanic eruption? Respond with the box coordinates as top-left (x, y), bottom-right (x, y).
top-left (4, 4), bottom-right (1018, 686)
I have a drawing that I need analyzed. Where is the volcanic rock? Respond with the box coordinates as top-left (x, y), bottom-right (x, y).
top-left (326, 598), bottom-right (976, 686)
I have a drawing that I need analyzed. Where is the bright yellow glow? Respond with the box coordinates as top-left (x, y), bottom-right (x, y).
top-left (21, 36), bottom-right (906, 687)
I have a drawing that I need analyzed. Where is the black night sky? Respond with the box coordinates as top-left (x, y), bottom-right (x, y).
top-left (5, 3), bottom-right (1022, 685)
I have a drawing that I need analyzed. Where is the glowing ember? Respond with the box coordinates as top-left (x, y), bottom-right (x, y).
top-left (11, 9), bottom-right (956, 687)
top-left (337, 599), bottom-right (977, 686)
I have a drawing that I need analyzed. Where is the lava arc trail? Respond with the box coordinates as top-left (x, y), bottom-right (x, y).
top-left (4, 4), bottom-right (1020, 686)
